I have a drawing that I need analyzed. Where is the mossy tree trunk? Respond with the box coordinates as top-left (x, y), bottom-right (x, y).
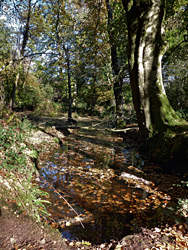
top-left (122, 0), bottom-right (184, 139)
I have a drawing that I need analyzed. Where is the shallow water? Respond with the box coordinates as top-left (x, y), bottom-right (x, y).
top-left (38, 126), bottom-right (177, 244)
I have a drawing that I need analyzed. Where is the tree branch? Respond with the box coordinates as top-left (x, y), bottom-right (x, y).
top-left (163, 40), bottom-right (186, 62)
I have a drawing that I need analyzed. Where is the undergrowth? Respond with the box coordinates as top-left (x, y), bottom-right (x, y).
top-left (0, 114), bottom-right (50, 221)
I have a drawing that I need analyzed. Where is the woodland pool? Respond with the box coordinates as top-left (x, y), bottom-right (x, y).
top-left (38, 124), bottom-right (184, 244)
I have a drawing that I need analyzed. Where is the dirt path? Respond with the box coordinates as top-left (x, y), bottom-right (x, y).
top-left (0, 209), bottom-right (71, 250)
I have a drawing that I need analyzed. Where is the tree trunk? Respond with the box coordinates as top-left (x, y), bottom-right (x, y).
top-left (55, 0), bottom-right (72, 122)
top-left (10, 72), bottom-right (20, 110)
top-left (64, 46), bottom-right (72, 121)
top-left (122, 0), bottom-right (183, 138)
top-left (106, 0), bottom-right (124, 128)
top-left (10, 0), bottom-right (31, 110)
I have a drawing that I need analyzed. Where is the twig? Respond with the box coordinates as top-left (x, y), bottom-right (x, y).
top-left (92, 119), bottom-right (114, 127)
top-left (41, 177), bottom-right (85, 228)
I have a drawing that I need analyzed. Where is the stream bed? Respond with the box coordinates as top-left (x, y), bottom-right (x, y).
top-left (38, 123), bottom-right (186, 244)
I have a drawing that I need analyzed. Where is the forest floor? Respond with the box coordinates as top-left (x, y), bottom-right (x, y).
top-left (1, 113), bottom-right (188, 249)
top-left (1, 208), bottom-right (188, 250)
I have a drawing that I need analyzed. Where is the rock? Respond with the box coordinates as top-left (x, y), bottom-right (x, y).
top-left (120, 172), bottom-right (153, 186)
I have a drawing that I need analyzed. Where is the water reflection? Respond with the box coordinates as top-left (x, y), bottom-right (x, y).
top-left (38, 128), bottom-right (172, 243)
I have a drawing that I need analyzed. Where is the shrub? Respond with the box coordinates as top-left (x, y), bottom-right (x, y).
top-left (16, 75), bottom-right (61, 115)
top-left (35, 99), bottom-right (62, 117)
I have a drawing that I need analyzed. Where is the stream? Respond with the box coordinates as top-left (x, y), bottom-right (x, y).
top-left (37, 121), bottom-right (186, 244)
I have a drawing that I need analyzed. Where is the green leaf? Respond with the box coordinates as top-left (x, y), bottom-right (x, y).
top-left (28, 150), bottom-right (38, 159)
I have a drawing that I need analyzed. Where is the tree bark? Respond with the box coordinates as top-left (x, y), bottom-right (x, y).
top-left (10, 0), bottom-right (31, 110)
top-left (65, 46), bottom-right (72, 121)
top-left (106, 0), bottom-right (124, 127)
top-left (55, 0), bottom-right (72, 121)
top-left (122, 0), bottom-right (183, 138)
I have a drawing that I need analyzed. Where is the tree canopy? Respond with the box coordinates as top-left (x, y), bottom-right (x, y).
top-left (0, 0), bottom-right (187, 136)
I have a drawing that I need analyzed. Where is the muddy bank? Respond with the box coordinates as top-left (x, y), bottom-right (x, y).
top-left (0, 209), bottom-right (71, 250)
